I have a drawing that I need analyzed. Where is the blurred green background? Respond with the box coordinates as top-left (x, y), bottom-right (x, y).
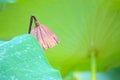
top-left (0, 0), bottom-right (120, 79)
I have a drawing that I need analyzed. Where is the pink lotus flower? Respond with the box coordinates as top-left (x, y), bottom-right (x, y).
top-left (28, 16), bottom-right (59, 50)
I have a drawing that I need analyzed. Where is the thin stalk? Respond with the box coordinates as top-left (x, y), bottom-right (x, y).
top-left (91, 50), bottom-right (96, 80)
top-left (28, 15), bottom-right (40, 33)
top-left (28, 16), bottom-right (34, 34)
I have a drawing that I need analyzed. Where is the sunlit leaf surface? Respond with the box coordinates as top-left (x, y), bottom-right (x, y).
top-left (0, 0), bottom-right (120, 77)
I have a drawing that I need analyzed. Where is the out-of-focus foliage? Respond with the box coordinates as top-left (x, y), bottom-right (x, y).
top-left (0, 0), bottom-right (16, 10)
top-left (0, 0), bottom-right (120, 77)
top-left (64, 72), bottom-right (110, 80)
top-left (107, 67), bottom-right (120, 80)
top-left (64, 67), bottom-right (120, 80)
top-left (0, 34), bottom-right (62, 80)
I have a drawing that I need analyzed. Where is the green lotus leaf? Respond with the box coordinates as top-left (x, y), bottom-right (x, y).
top-left (0, 0), bottom-right (120, 77)
top-left (0, 34), bottom-right (62, 80)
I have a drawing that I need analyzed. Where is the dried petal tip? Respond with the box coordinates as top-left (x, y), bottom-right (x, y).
top-left (31, 24), bottom-right (59, 50)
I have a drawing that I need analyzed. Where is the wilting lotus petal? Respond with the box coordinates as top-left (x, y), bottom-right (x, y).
top-left (30, 24), bottom-right (59, 50)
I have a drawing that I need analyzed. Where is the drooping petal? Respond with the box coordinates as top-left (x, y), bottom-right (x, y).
top-left (31, 24), bottom-right (59, 50)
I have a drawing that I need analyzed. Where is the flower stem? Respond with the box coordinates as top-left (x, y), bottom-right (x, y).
top-left (91, 50), bottom-right (96, 80)
top-left (28, 15), bottom-right (40, 34)
top-left (28, 16), bottom-right (34, 34)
